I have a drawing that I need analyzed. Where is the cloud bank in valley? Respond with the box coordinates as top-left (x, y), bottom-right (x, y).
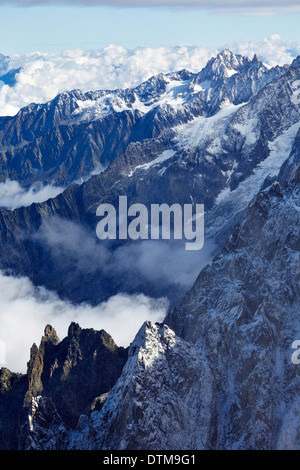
top-left (0, 179), bottom-right (65, 210)
top-left (0, 216), bottom-right (213, 374)
top-left (0, 36), bottom-right (299, 117)
top-left (36, 217), bottom-right (214, 290)
top-left (0, 269), bottom-right (168, 373)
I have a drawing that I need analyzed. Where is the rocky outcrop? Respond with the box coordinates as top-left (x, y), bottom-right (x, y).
top-left (0, 51), bottom-right (289, 187)
top-left (24, 155), bottom-right (300, 450)
top-left (0, 67), bottom-right (22, 87)
top-left (0, 323), bottom-right (128, 449)
top-left (0, 368), bottom-right (27, 450)
top-left (23, 322), bottom-right (128, 428)
top-left (0, 52), bottom-right (299, 308)
top-left (21, 395), bottom-right (67, 451)
top-left (166, 161), bottom-right (300, 449)
top-left (22, 322), bottom-right (209, 450)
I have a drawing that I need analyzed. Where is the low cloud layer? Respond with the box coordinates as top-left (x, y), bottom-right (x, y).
top-left (0, 269), bottom-right (168, 373)
top-left (0, 179), bottom-right (65, 210)
top-left (36, 216), bottom-right (214, 289)
top-left (0, 45), bottom-right (217, 116)
top-left (0, 214), bottom-right (212, 374)
top-left (1, 37), bottom-right (299, 116)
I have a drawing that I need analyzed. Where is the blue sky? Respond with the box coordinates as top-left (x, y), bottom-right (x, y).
top-left (0, 2), bottom-right (299, 54)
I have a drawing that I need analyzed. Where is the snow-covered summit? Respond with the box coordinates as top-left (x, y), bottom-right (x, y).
top-left (1, 49), bottom-right (300, 451)
top-left (200, 49), bottom-right (253, 78)
top-left (24, 156), bottom-right (300, 450)
top-left (59, 50), bottom-right (284, 124)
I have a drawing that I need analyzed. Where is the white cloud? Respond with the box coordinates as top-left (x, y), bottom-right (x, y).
top-left (0, 179), bottom-right (65, 210)
top-left (35, 216), bottom-right (215, 290)
top-left (0, 269), bottom-right (168, 373)
top-left (0, 37), bottom-right (299, 117)
top-left (0, 215), bottom-right (213, 374)
top-left (227, 35), bottom-right (300, 67)
top-left (0, 45), bottom-right (217, 116)
top-left (0, 33), bottom-right (299, 375)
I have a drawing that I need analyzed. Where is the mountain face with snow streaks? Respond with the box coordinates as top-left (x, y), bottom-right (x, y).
top-left (0, 50), bottom-right (290, 187)
top-left (0, 51), bottom-right (299, 450)
top-left (0, 51), bottom-right (299, 306)
top-left (23, 139), bottom-right (300, 450)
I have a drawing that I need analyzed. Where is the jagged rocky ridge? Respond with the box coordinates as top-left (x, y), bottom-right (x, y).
top-left (0, 322), bottom-right (128, 450)
top-left (0, 52), bottom-right (299, 450)
top-left (17, 131), bottom-right (300, 450)
top-left (0, 50), bottom-right (288, 186)
top-left (0, 51), bottom-right (299, 306)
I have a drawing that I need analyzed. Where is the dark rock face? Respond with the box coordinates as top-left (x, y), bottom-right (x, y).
top-left (0, 52), bottom-right (299, 450)
top-left (0, 52), bottom-right (299, 307)
top-left (24, 396), bottom-right (68, 450)
top-left (163, 162), bottom-right (300, 450)
top-left (0, 67), bottom-right (22, 87)
top-left (0, 323), bottom-right (128, 449)
top-left (24, 322), bottom-right (128, 428)
top-left (0, 50), bottom-right (289, 187)
top-left (0, 368), bottom-right (27, 450)
top-left (23, 153), bottom-right (300, 450)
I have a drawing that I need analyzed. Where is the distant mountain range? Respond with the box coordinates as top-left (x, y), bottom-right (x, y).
top-left (0, 50), bottom-right (291, 186)
top-left (0, 50), bottom-right (299, 304)
top-left (0, 53), bottom-right (10, 76)
top-left (0, 67), bottom-right (22, 87)
top-left (0, 50), bottom-right (299, 450)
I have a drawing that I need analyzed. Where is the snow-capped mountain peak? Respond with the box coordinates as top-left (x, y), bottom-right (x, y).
top-left (64, 50), bottom-right (285, 127)
top-left (291, 55), bottom-right (300, 69)
top-left (1, 50), bottom-right (300, 451)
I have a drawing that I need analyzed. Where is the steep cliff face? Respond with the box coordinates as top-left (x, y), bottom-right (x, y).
top-left (23, 322), bottom-right (211, 450)
top-left (164, 141), bottom-right (300, 449)
top-left (24, 323), bottom-right (128, 429)
top-left (0, 51), bottom-right (286, 186)
top-left (0, 368), bottom-right (27, 450)
top-left (24, 149), bottom-right (300, 450)
top-left (0, 52), bottom-right (299, 307)
top-left (0, 323), bottom-right (128, 449)
top-left (165, 185), bottom-right (300, 449)
top-left (1, 52), bottom-right (300, 451)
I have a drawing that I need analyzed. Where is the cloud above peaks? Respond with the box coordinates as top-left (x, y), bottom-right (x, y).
top-left (0, 45), bottom-right (217, 116)
top-left (0, 269), bottom-right (168, 373)
top-left (1, 38), bottom-right (300, 117)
